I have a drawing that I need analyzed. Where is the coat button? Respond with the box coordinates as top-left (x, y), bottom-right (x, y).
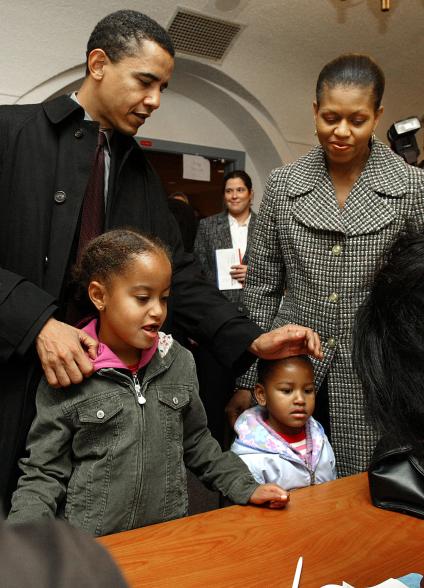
top-left (44, 256), bottom-right (49, 268)
top-left (96, 410), bottom-right (105, 419)
top-left (74, 128), bottom-right (84, 139)
top-left (172, 397), bottom-right (179, 405)
top-left (331, 244), bottom-right (342, 256)
top-left (54, 190), bottom-right (67, 204)
top-left (328, 292), bottom-right (339, 303)
top-left (327, 337), bottom-right (336, 349)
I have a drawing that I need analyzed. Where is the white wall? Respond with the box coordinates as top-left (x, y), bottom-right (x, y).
top-left (141, 90), bottom-right (265, 209)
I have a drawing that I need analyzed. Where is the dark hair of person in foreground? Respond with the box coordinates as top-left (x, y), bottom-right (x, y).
top-left (352, 229), bottom-right (424, 448)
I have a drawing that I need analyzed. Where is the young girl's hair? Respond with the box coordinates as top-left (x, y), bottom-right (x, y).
top-left (72, 228), bottom-right (171, 312)
top-left (316, 53), bottom-right (385, 111)
top-left (352, 229), bottom-right (424, 447)
top-left (257, 355), bottom-right (313, 386)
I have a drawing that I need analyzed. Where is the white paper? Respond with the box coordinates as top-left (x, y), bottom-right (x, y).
top-left (320, 580), bottom-right (405, 588)
top-left (215, 248), bottom-right (242, 290)
top-left (182, 154), bottom-right (210, 181)
top-left (368, 581), bottom-right (407, 588)
top-left (320, 583), bottom-right (354, 588)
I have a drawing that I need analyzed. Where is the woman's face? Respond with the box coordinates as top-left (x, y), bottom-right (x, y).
top-left (224, 177), bottom-right (252, 218)
top-left (313, 84), bottom-right (383, 169)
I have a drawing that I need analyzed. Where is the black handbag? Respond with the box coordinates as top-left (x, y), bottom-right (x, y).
top-left (368, 436), bottom-right (424, 519)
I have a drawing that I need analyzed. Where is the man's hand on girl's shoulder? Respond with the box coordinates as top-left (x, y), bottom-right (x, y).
top-left (248, 484), bottom-right (290, 509)
top-left (36, 318), bottom-right (97, 388)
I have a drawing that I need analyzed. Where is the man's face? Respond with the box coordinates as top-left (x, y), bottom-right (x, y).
top-left (94, 40), bottom-right (174, 135)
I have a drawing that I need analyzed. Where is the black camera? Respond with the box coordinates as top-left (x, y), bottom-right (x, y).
top-left (387, 116), bottom-right (421, 166)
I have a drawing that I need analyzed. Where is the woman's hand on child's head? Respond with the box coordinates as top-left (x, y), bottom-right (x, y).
top-left (249, 324), bottom-right (323, 361)
top-left (248, 484), bottom-right (290, 509)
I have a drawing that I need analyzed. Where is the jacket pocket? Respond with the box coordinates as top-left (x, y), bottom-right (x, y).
top-left (157, 386), bottom-right (190, 439)
top-left (66, 392), bottom-right (124, 534)
top-left (157, 386), bottom-right (190, 436)
top-left (156, 386), bottom-right (190, 519)
top-left (76, 394), bottom-right (123, 424)
top-left (157, 386), bottom-right (190, 409)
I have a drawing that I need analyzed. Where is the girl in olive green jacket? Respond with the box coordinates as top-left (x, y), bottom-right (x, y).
top-left (8, 229), bottom-right (289, 536)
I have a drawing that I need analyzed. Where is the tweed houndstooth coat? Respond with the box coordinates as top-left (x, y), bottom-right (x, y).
top-left (239, 140), bottom-right (424, 476)
top-left (194, 210), bottom-right (257, 304)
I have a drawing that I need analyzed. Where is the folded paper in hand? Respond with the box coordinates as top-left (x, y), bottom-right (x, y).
top-left (215, 248), bottom-right (242, 290)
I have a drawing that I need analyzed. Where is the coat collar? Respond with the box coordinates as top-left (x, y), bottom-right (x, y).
top-left (288, 140), bottom-right (409, 236)
top-left (42, 95), bottom-right (138, 169)
top-left (216, 211), bottom-right (229, 225)
top-left (288, 139), bottom-right (408, 199)
top-left (42, 94), bottom-right (86, 125)
top-left (214, 211), bottom-right (256, 257)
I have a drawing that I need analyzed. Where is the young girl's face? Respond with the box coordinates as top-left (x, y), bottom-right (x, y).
top-left (94, 250), bottom-right (171, 365)
top-left (255, 358), bottom-right (316, 436)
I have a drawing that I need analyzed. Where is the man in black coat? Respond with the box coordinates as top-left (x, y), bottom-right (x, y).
top-left (0, 9), bottom-right (321, 511)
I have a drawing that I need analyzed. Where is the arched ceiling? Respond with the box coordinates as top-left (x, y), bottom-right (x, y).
top-left (1, 0), bottom-right (423, 155)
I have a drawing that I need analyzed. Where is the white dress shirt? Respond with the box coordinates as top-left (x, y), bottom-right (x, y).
top-left (228, 213), bottom-right (251, 261)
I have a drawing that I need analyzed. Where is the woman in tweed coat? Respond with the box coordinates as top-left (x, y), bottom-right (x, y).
top-left (194, 171), bottom-right (257, 445)
top-left (237, 54), bottom-right (424, 477)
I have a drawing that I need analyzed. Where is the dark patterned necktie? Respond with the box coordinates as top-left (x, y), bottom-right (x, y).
top-left (77, 130), bottom-right (106, 260)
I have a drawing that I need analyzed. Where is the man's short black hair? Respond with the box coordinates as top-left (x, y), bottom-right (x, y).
top-left (86, 9), bottom-right (175, 69)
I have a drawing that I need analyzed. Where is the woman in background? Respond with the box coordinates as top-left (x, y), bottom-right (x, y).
top-left (194, 170), bottom-right (257, 446)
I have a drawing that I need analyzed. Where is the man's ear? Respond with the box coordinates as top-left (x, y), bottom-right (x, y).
top-left (88, 280), bottom-right (107, 311)
top-left (87, 48), bottom-right (108, 81)
top-left (254, 384), bottom-right (266, 407)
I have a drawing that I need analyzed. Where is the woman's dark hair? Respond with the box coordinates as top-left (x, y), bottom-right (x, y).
top-left (72, 228), bottom-right (171, 313)
top-left (223, 170), bottom-right (253, 193)
top-left (352, 229), bottom-right (424, 447)
top-left (257, 355), bottom-right (314, 386)
top-left (86, 9), bottom-right (175, 72)
top-left (316, 53), bottom-right (385, 111)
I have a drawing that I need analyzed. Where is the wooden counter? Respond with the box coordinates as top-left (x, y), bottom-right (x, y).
top-left (98, 473), bottom-right (423, 587)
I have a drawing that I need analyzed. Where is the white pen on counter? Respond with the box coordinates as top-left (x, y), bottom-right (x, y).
top-left (292, 556), bottom-right (303, 588)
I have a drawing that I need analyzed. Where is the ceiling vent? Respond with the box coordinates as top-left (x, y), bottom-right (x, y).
top-left (167, 9), bottom-right (243, 62)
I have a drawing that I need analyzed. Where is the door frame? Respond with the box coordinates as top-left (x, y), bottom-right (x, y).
top-left (135, 136), bottom-right (246, 171)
